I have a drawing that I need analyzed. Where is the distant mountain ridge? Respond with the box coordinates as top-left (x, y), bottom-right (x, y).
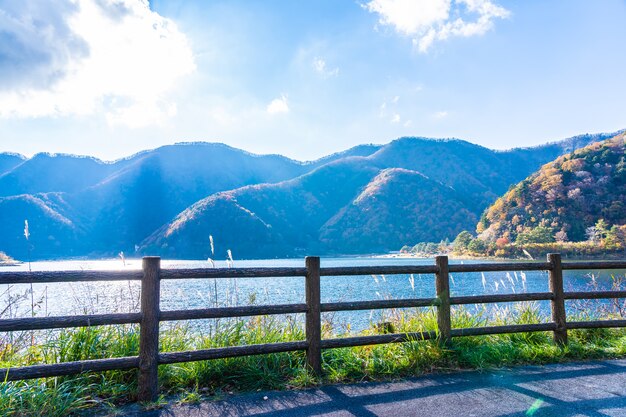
top-left (0, 130), bottom-right (622, 260)
top-left (0, 152), bottom-right (26, 177)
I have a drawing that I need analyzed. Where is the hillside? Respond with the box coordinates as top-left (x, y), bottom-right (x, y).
top-left (63, 143), bottom-right (310, 252)
top-left (479, 133), bottom-right (626, 244)
top-left (367, 138), bottom-right (522, 210)
top-left (141, 158), bottom-right (381, 258)
top-left (319, 168), bottom-right (477, 253)
top-left (0, 194), bottom-right (83, 259)
top-left (0, 153), bottom-right (25, 176)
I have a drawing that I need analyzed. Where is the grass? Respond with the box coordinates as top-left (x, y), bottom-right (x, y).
top-left (0, 303), bottom-right (625, 416)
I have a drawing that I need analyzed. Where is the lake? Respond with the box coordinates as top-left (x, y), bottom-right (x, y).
top-left (1, 257), bottom-right (623, 332)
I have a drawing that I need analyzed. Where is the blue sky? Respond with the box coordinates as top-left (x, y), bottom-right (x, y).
top-left (0, 0), bottom-right (625, 161)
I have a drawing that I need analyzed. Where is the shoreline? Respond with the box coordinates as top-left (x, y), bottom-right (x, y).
top-left (379, 251), bottom-right (626, 262)
top-left (376, 252), bottom-right (512, 261)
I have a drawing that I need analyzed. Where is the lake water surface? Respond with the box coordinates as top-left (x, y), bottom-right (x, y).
top-left (2, 257), bottom-right (622, 331)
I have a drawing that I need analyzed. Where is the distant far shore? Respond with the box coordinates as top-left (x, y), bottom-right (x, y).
top-left (376, 252), bottom-right (499, 261)
top-left (0, 251), bottom-right (20, 266)
top-left (379, 251), bottom-right (626, 261)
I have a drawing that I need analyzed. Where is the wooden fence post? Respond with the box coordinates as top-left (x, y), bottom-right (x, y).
top-left (548, 253), bottom-right (568, 346)
top-left (138, 256), bottom-right (161, 402)
top-left (435, 255), bottom-right (451, 345)
top-left (305, 256), bottom-right (322, 376)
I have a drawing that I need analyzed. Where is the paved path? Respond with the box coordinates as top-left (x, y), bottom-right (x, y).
top-left (117, 359), bottom-right (626, 417)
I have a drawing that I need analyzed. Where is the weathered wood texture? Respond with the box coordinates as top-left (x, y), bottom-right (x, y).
top-left (448, 262), bottom-right (552, 272)
top-left (320, 265), bottom-right (437, 276)
top-left (561, 261), bottom-right (626, 270)
top-left (158, 341), bottom-right (308, 364)
top-left (451, 323), bottom-right (556, 337)
top-left (450, 293), bottom-right (553, 305)
top-left (160, 304), bottom-right (307, 321)
top-left (160, 268), bottom-right (306, 279)
top-left (548, 253), bottom-right (568, 346)
top-left (321, 331), bottom-right (437, 349)
top-left (138, 257), bottom-right (161, 402)
top-left (0, 313), bottom-right (141, 332)
top-left (321, 298), bottom-right (439, 312)
top-left (0, 357), bottom-right (139, 381)
top-left (435, 255), bottom-right (451, 344)
top-left (305, 256), bottom-right (322, 376)
top-left (0, 270), bottom-right (143, 284)
top-left (564, 291), bottom-right (626, 300)
top-left (566, 320), bottom-right (626, 329)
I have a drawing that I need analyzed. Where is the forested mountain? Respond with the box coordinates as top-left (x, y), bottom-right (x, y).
top-left (479, 132), bottom-right (626, 243)
top-left (140, 132), bottom-right (621, 259)
top-left (63, 143), bottom-right (312, 252)
top-left (318, 168), bottom-right (477, 253)
top-left (141, 158), bottom-right (381, 258)
top-left (0, 131), bottom-right (622, 260)
top-left (0, 193), bottom-right (82, 259)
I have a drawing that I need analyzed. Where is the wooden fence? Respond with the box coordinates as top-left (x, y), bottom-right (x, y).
top-left (1, 254), bottom-right (625, 402)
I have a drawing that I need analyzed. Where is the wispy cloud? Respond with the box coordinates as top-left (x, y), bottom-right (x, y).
top-left (379, 96), bottom-right (404, 124)
top-left (433, 110), bottom-right (449, 119)
top-left (0, 0), bottom-right (195, 126)
top-left (365, 0), bottom-right (510, 52)
top-left (266, 94), bottom-right (289, 114)
top-left (313, 57), bottom-right (339, 78)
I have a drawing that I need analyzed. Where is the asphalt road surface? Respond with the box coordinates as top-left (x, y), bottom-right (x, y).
top-left (114, 359), bottom-right (626, 417)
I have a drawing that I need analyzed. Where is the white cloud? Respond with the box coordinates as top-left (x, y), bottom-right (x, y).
top-left (433, 110), bottom-right (449, 119)
top-left (266, 95), bottom-right (289, 115)
top-left (312, 57), bottom-right (339, 78)
top-left (378, 96), bottom-right (404, 123)
top-left (0, 0), bottom-right (195, 126)
top-left (365, 0), bottom-right (510, 52)
top-left (378, 102), bottom-right (387, 117)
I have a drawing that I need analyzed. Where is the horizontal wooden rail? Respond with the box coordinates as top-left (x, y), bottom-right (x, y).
top-left (0, 313), bottom-right (141, 332)
top-left (564, 291), bottom-right (626, 300)
top-left (160, 267), bottom-right (306, 279)
top-left (319, 265), bottom-right (438, 276)
top-left (321, 331), bottom-right (437, 349)
top-left (158, 341), bottom-right (308, 364)
top-left (448, 262), bottom-right (552, 272)
top-left (450, 292), bottom-right (553, 305)
top-left (562, 261), bottom-right (626, 270)
top-left (160, 303), bottom-right (308, 321)
top-left (451, 323), bottom-right (557, 337)
top-left (0, 270), bottom-right (143, 285)
top-left (566, 320), bottom-right (626, 329)
top-left (0, 356), bottom-right (139, 381)
top-left (321, 298), bottom-right (439, 312)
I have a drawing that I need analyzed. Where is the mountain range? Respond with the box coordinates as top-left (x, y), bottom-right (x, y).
top-left (0, 131), bottom-right (622, 260)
